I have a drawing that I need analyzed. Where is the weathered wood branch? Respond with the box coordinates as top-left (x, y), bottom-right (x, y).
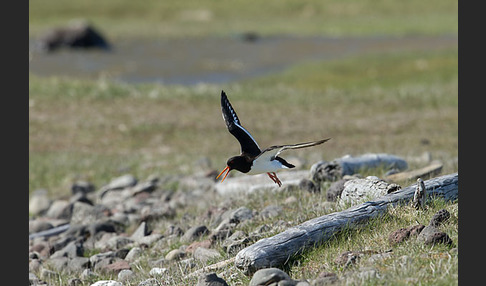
top-left (235, 173), bottom-right (458, 274)
top-left (385, 161), bottom-right (443, 182)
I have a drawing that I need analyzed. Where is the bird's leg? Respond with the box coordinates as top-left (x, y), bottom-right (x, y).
top-left (267, 172), bottom-right (282, 187)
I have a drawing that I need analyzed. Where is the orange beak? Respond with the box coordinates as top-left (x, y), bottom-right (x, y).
top-left (216, 166), bottom-right (231, 183)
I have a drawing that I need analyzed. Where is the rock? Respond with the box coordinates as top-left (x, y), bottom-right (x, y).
top-left (193, 247), bottom-right (222, 263)
top-left (102, 260), bottom-right (131, 273)
top-left (137, 234), bottom-right (164, 246)
top-left (417, 225), bottom-right (453, 246)
top-left (388, 227), bottom-right (410, 245)
top-left (29, 219), bottom-right (54, 233)
top-left (338, 177), bottom-right (401, 207)
top-left (50, 239), bottom-right (84, 258)
top-left (99, 174), bottom-right (138, 198)
top-left (429, 209), bottom-right (450, 227)
top-left (334, 251), bottom-right (360, 267)
top-left (181, 225), bottom-right (209, 243)
top-left (89, 281), bottom-right (122, 286)
top-left (69, 191), bottom-right (94, 205)
top-left (230, 206), bottom-right (254, 223)
top-left (196, 272), bottom-right (229, 286)
top-left (149, 267), bottom-right (168, 276)
top-left (68, 278), bottom-right (83, 286)
top-left (29, 189), bottom-right (51, 216)
top-left (389, 224), bottom-right (425, 244)
top-left (45, 200), bottom-right (72, 220)
top-left (325, 178), bottom-right (354, 202)
top-left (165, 249), bottom-right (185, 261)
top-left (67, 257), bottom-right (90, 273)
top-left (80, 268), bottom-right (97, 280)
top-left (71, 180), bottom-right (95, 195)
top-left (310, 160), bottom-right (341, 182)
top-left (165, 224), bottom-right (184, 236)
top-left (125, 247), bottom-right (142, 262)
top-left (131, 222), bottom-right (148, 240)
top-left (118, 269), bottom-right (135, 282)
top-left (260, 205), bottom-right (283, 219)
top-left (46, 257), bottom-right (69, 272)
top-left (249, 268), bottom-right (293, 286)
top-left (89, 251), bottom-right (117, 269)
top-left (299, 178), bottom-right (319, 193)
top-left (70, 201), bottom-right (99, 225)
top-left (102, 235), bottom-right (134, 250)
top-left (36, 20), bottom-right (111, 53)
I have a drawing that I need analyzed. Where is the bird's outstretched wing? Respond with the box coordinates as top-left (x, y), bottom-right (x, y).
top-left (256, 138), bottom-right (331, 162)
top-left (221, 90), bottom-right (261, 157)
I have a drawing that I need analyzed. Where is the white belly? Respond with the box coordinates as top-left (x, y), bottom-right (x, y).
top-left (247, 157), bottom-right (288, 175)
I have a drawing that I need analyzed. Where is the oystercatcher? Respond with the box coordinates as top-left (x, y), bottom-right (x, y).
top-left (216, 90), bottom-right (330, 187)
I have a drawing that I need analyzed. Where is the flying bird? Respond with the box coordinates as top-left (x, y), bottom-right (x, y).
top-left (216, 90), bottom-right (330, 187)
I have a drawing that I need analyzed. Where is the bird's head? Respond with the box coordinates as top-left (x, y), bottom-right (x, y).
top-left (216, 156), bottom-right (249, 182)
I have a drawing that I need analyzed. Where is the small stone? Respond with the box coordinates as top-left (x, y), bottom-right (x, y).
top-left (29, 189), bottom-right (51, 216)
top-left (260, 205), bottom-right (283, 219)
top-left (117, 269), bottom-right (134, 281)
top-left (389, 224), bottom-right (425, 245)
top-left (165, 249), bottom-right (185, 261)
top-left (230, 207), bottom-right (254, 223)
top-left (325, 179), bottom-right (347, 202)
top-left (196, 272), bottom-right (229, 286)
top-left (417, 225), bottom-right (453, 246)
top-left (102, 260), bottom-right (131, 273)
top-left (249, 268), bottom-right (292, 286)
top-left (106, 174), bottom-right (138, 190)
top-left (334, 251), bottom-right (359, 266)
top-left (50, 239), bottom-right (84, 258)
top-left (181, 225), bottom-right (209, 243)
top-left (45, 200), bottom-right (72, 220)
top-left (429, 209), bottom-right (451, 227)
top-left (388, 228), bottom-right (410, 245)
top-left (71, 180), bottom-right (95, 195)
top-left (80, 268), bottom-right (97, 280)
top-left (68, 278), bottom-right (83, 286)
top-left (149, 267), bottom-right (168, 276)
top-left (131, 221), bottom-right (148, 240)
top-left (299, 178), bottom-right (319, 193)
top-left (29, 219), bottom-right (54, 233)
top-left (125, 246), bottom-right (142, 262)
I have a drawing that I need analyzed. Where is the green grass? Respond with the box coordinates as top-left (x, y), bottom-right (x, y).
top-left (29, 48), bottom-right (457, 197)
top-left (29, 0), bottom-right (457, 39)
top-left (290, 198), bottom-right (458, 285)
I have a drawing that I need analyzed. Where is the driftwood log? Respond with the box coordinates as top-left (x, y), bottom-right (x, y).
top-left (385, 161), bottom-right (443, 182)
top-left (235, 173), bottom-right (458, 274)
top-left (311, 153), bottom-right (408, 182)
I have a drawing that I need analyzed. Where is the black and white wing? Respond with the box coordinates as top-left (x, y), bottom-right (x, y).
top-left (221, 90), bottom-right (261, 157)
top-left (256, 138), bottom-right (331, 163)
